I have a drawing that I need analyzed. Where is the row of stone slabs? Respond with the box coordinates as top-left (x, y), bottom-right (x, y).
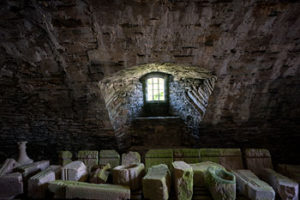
top-left (0, 148), bottom-right (299, 200)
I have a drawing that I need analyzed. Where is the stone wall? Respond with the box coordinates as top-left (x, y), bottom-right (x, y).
top-left (0, 0), bottom-right (299, 164)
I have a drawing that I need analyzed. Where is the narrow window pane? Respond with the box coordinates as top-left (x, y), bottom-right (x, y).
top-left (147, 78), bottom-right (152, 85)
top-left (153, 83), bottom-right (158, 89)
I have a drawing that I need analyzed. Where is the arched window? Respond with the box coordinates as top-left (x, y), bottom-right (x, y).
top-left (146, 77), bottom-right (165, 101)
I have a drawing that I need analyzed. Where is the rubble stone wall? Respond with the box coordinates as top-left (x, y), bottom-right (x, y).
top-left (0, 0), bottom-right (299, 163)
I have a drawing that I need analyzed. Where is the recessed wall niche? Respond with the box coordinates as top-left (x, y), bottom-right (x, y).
top-left (99, 63), bottom-right (217, 149)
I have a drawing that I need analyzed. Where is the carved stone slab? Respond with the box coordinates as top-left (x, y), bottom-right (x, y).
top-left (0, 158), bottom-right (19, 176)
top-left (245, 149), bottom-right (273, 177)
top-left (28, 165), bottom-right (61, 199)
top-left (59, 151), bottom-right (72, 166)
top-left (16, 160), bottom-right (50, 178)
top-left (121, 151), bottom-right (141, 166)
top-left (260, 168), bottom-right (299, 200)
top-left (0, 172), bottom-right (23, 199)
top-left (78, 150), bottom-right (99, 172)
top-left (99, 150), bottom-right (120, 168)
top-left (61, 161), bottom-right (87, 181)
top-left (143, 164), bottom-right (171, 200)
top-left (233, 169), bottom-right (275, 200)
top-left (113, 163), bottom-right (145, 191)
top-left (48, 180), bottom-right (130, 200)
top-left (172, 161), bottom-right (194, 200)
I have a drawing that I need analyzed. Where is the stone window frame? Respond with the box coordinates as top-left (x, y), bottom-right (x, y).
top-left (141, 72), bottom-right (170, 105)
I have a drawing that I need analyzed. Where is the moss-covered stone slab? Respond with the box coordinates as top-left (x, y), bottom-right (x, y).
top-left (206, 166), bottom-right (236, 200)
top-left (121, 151), bottom-right (141, 166)
top-left (143, 164), bottom-right (171, 200)
top-left (233, 169), bottom-right (275, 200)
top-left (28, 165), bottom-right (61, 199)
top-left (16, 160), bottom-right (50, 177)
top-left (90, 163), bottom-right (111, 184)
top-left (145, 149), bottom-right (173, 171)
top-left (173, 149), bottom-right (201, 164)
top-left (113, 163), bottom-right (145, 191)
top-left (0, 158), bottom-right (19, 176)
top-left (59, 151), bottom-right (72, 166)
top-left (48, 180), bottom-right (130, 200)
top-left (260, 168), bottom-right (299, 200)
top-left (245, 149), bottom-right (273, 177)
top-left (78, 150), bottom-right (99, 172)
top-left (190, 161), bottom-right (225, 187)
top-left (99, 150), bottom-right (120, 168)
top-left (62, 161), bottom-right (87, 181)
top-left (277, 164), bottom-right (300, 183)
top-left (200, 148), bottom-right (243, 170)
top-left (172, 161), bottom-right (194, 200)
top-left (0, 172), bottom-right (23, 199)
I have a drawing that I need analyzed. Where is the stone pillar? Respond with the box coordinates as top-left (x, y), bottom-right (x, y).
top-left (172, 161), bottom-right (194, 200)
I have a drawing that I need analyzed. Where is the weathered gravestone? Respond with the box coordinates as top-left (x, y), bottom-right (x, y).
top-left (200, 148), bottom-right (243, 170)
top-left (59, 151), bottom-right (72, 166)
top-left (173, 148), bottom-right (201, 163)
top-left (145, 149), bottom-right (173, 171)
top-left (89, 163), bottom-right (111, 184)
top-left (99, 150), bottom-right (120, 168)
top-left (0, 158), bottom-right (19, 176)
top-left (206, 166), bottom-right (236, 200)
top-left (62, 161), bottom-right (88, 181)
top-left (233, 169), bottom-right (275, 200)
top-left (260, 168), bottom-right (299, 200)
top-left (0, 172), bottom-right (23, 199)
top-left (143, 164), bottom-right (171, 200)
top-left (78, 150), bottom-right (99, 172)
top-left (48, 180), bottom-right (130, 200)
top-left (245, 149), bottom-right (273, 177)
top-left (113, 163), bottom-right (145, 191)
top-left (172, 161), bottom-right (194, 200)
top-left (121, 151), bottom-right (141, 166)
top-left (28, 165), bottom-right (61, 199)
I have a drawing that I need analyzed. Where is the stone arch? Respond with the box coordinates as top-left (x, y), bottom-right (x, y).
top-left (99, 63), bottom-right (217, 149)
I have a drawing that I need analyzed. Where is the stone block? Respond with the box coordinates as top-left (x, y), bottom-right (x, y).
top-left (16, 160), bottom-right (50, 178)
top-left (200, 148), bottom-right (243, 170)
top-left (59, 151), bottom-right (72, 166)
top-left (28, 165), bottom-right (61, 199)
top-left (0, 172), bottom-right (23, 200)
top-left (260, 168), bottom-right (299, 200)
top-left (233, 169), bottom-right (275, 200)
top-left (173, 148), bottom-right (201, 163)
top-left (113, 163), bottom-right (145, 191)
top-left (121, 151), bottom-right (141, 166)
top-left (145, 149), bottom-right (173, 171)
top-left (245, 148), bottom-right (273, 177)
top-left (78, 150), bottom-right (99, 172)
top-left (61, 161), bottom-right (88, 181)
top-left (89, 163), bottom-right (111, 184)
top-left (0, 158), bottom-right (19, 176)
top-left (48, 180), bottom-right (130, 200)
top-left (99, 150), bottom-right (120, 168)
top-left (143, 164), bottom-right (171, 200)
top-left (206, 166), bottom-right (236, 200)
top-left (190, 161), bottom-right (225, 187)
top-left (172, 161), bottom-right (194, 200)
top-left (277, 164), bottom-right (300, 183)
